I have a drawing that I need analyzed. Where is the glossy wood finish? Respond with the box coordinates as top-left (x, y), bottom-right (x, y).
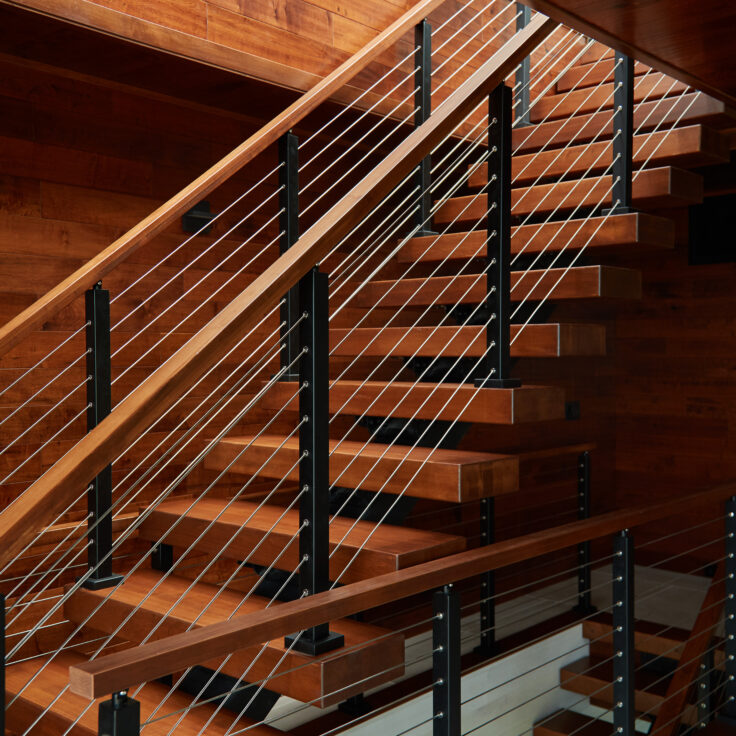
top-left (0, 16), bottom-right (556, 567)
top-left (262, 381), bottom-right (566, 424)
top-left (6, 651), bottom-right (280, 735)
top-left (349, 266), bottom-right (642, 308)
top-left (398, 213), bottom-right (675, 263)
top-left (329, 324), bottom-right (607, 359)
top-left (137, 497), bottom-right (467, 583)
top-left (64, 570), bottom-right (404, 707)
top-left (435, 167), bottom-right (704, 225)
top-left (555, 59), bottom-right (649, 92)
top-left (468, 126), bottom-right (729, 186)
top-left (68, 482), bottom-right (736, 698)
top-left (204, 434), bottom-right (519, 501)
top-left (522, 0), bottom-right (736, 108)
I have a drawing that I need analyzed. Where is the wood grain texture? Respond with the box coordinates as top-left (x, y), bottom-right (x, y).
top-left (68, 481), bottom-right (736, 698)
top-left (0, 15), bottom-right (556, 567)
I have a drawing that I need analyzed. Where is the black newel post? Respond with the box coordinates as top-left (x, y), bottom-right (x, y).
top-left (412, 19), bottom-right (436, 237)
top-left (83, 283), bottom-right (122, 590)
top-left (606, 52), bottom-right (634, 214)
top-left (279, 131), bottom-right (301, 381)
top-left (723, 496), bottom-right (736, 719)
top-left (433, 585), bottom-right (461, 736)
top-left (514, 3), bottom-right (532, 126)
top-left (285, 267), bottom-right (344, 655)
top-left (476, 498), bottom-right (496, 657)
top-left (98, 691), bottom-right (140, 736)
top-left (475, 83), bottom-right (520, 390)
top-left (574, 451), bottom-right (595, 614)
top-left (612, 530), bottom-right (634, 736)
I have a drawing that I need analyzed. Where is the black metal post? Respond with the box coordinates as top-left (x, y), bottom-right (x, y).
top-left (475, 83), bottom-right (520, 389)
top-left (514, 3), bottom-right (531, 126)
top-left (285, 267), bottom-right (344, 656)
top-left (476, 497), bottom-right (496, 657)
top-left (606, 52), bottom-right (634, 214)
top-left (574, 451), bottom-right (595, 614)
top-left (99, 691), bottom-right (140, 735)
top-left (612, 530), bottom-right (635, 736)
top-left (412, 20), bottom-right (436, 237)
top-left (723, 496), bottom-right (736, 719)
top-left (697, 645), bottom-right (715, 728)
top-left (83, 284), bottom-right (123, 590)
top-left (279, 132), bottom-right (301, 381)
top-left (433, 584), bottom-right (461, 736)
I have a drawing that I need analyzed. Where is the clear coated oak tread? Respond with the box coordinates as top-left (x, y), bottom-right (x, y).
top-left (348, 266), bottom-right (641, 308)
top-left (534, 709), bottom-right (614, 736)
top-left (261, 381), bottom-right (565, 424)
top-left (205, 435), bottom-right (519, 501)
top-left (398, 213), bottom-right (674, 264)
top-left (138, 496), bottom-right (467, 584)
top-left (64, 570), bottom-right (403, 708)
top-left (329, 324), bottom-right (606, 359)
top-left (560, 655), bottom-right (669, 715)
top-left (468, 126), bottom-right (728, 186)
top-left (5, 651), bottom-right (279, 736)
top-left (555, 58), bottom-right (649, 92)
top-left (434, 168), bottom-right (703, 225)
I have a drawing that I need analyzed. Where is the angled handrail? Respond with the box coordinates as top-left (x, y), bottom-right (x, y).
top-left (0, 0), bottom-right (446, 358)
top-left (69, 480), bottom-right (736, 698)
top-left (0, 13), bottom-right (556, 567)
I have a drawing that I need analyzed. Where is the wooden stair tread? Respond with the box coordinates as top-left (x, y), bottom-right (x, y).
top-left (530, 76), bottom-right (690, 123)
top-left (64, 570), bottom-right (404, 708)
top-left (534, 709), bottom-right (614, 736)
top-left (468, 126), bottom-right (728, 186)
top-left (5, 652), bottom-right (279, 735)
top-left (435, 168), bottom-right (703, 225)
top-left (398, 213), bottom-right (674, 263)
top-left (513, 93), bottom-right (736, 154)
top-left (555, 58), bottom-right (649, 92)
top-left (561, 655), bottom-right (669, 714)
top-left (261, 381), bottom-right (565, 424)
top-left (330, 324), bottom-right (606, 359)
top-left (138, 496), bottom-right (467, 584)
top-left (583, 613), bottom-right (690, 660)
top-left (204, 435), bottom-right (519, 502)
top-left (349, 266), bottom-right (641, 308)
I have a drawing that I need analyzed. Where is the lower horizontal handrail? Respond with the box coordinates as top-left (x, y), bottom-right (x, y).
top-left (68, 479), bottom-right (736, 699)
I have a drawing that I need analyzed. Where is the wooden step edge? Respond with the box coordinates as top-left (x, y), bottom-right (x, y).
top-left (258, 381), bottom-right (566, 425)
top-left (555, 60), bottom-right (650, 93)
top-left (397, 213), bottom-right (674, 264)
top-left (534, 709), bottom-right (613, 736)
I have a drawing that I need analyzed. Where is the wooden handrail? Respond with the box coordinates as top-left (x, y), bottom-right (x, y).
top-left (68, 481), bottom-right (736, 698)
top-left (0, 0), bottom-right (447, 358)
top-left (0, 13), bottom-right (555, 569)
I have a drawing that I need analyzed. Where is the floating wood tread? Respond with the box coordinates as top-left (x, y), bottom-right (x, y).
top-left (349, 266), bottom-right (641, 308)
top-left (5, 652), bottom-right (279, 735)
top-left (555, 59), bottom-right (649, 92)
top-left (261, 381), bottom-right (565, 425)
top-left (330, 324), bottom-right (606, 359)
top-left (560, 655), bottom-right (669, 715)
top-left (398, 213), bottom-right (674, 264)
top-left (435, 168), bottom-right (703, 225)
top-left (64, 570), bottom-right (403, 708)
top-left (204, 435), bottom-right (518, 502)
top-left (534, 709), bottom-right (614, 736)
top-left (138, 496), bottom-right (467, 584)
top-left (468, 126), bottom-right (728, 186)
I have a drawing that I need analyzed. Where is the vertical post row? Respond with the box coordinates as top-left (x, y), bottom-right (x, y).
top-left (723, 496), bottom-right (736, 718)
top-left (285, 267), bottom-right (344, 656)
top-left (612, 530), bottom-right (635, 736)
top-left (476, 498), bottom-right (495, 656)
top-left (279, 132), bottom-right (301, 380)
top-left (98, 691), bottom-right (140, 736)
top-left (83, 284), bottom-right (122, 590)
top-left (433, 585), bottom-right (461, 736)
top-left (608, 52), bottom-right (634, 213)
top-left (514, 3), bottom-right (532, 126)
top-left (575, 451), bottom-right (595, 614)
top-left (475, 84), bottom-right (520, 389)
top-left (412, 20), bottom-right (436, 237)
